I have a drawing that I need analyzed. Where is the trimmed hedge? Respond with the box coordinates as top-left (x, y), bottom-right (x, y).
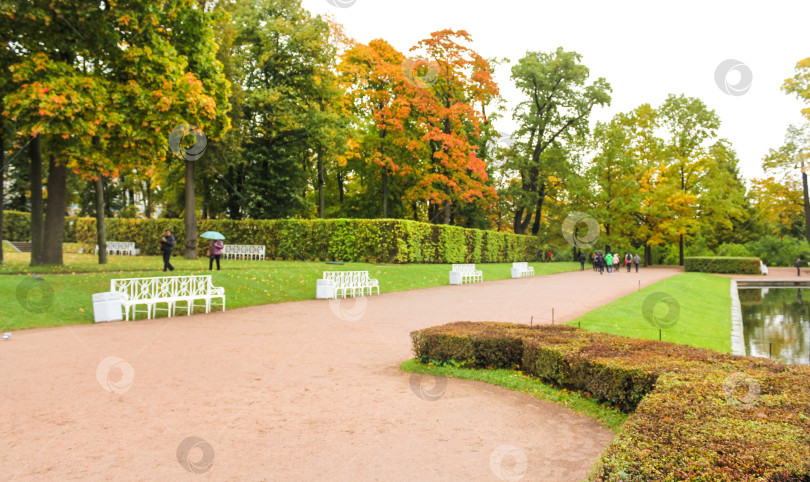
top-left (72, 218), bottom-right (540, 263)
top-left (411, 322), bottom-right (810, 480)
top-left (685, 256), bottom-right (761, 275)
top-left (2, 210), bottom-right (78, 243)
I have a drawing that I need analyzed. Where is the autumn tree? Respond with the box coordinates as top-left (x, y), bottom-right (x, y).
top-left (409, 29), bottom-right (499, 224)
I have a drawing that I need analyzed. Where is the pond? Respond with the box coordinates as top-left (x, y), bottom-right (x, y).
top-left (739, 288), bottom-right (810, 365)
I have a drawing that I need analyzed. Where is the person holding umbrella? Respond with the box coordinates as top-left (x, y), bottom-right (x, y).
top-left (201, 231), bottom-right (226, 271)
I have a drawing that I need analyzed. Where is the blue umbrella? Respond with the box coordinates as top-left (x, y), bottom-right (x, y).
top-left (200, 231), bottom-right (226, 240)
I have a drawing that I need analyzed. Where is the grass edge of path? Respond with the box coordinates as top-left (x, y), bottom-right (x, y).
top-left (400, 359), bottom-right (627, 432)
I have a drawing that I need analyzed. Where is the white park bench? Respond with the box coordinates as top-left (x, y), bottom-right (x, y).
top-left (222, 244), bottom-right (265, 260)
top-left (316, 271), bottom-right (380, 299)
top-left (511, 262), bottom-right (535, 278)
top-left (449, 264), bottom-right (483, 285)
top-left (94, 242), bottom-right (139, 256)
top-left (110, 275), bottom-right (226, 321)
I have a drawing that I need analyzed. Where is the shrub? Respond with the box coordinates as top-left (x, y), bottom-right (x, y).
top-left (410, 322), bottom-right (810, 480)
top-left (73, 217), bottom-right (541, 263)
top-left (2, 210), bottom-right (31, 241)
top-left (2, 211), bottom-right (78, 243)
top-left (716, 242), bottom-right (752, 258)
top-left (745, 235), bottom-right (810, 267)
top-left (684, 256), bottom-right (760, 274)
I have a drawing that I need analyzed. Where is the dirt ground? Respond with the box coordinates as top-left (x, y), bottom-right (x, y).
top-left (1, 266), bottom-right (681, 481)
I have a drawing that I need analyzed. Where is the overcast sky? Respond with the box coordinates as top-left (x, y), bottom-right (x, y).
top-left (302, 0), bottom-right (810, 181)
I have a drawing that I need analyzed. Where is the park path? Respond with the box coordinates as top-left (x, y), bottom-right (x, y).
top-left (0, 266), bottom-right (681, 481)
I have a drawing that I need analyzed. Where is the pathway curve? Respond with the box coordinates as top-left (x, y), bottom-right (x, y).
top-left (1, 266), bottom-right (681, 481)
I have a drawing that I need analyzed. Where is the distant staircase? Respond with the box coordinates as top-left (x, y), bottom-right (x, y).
top-left (6, 241), bottom-right (30, 253)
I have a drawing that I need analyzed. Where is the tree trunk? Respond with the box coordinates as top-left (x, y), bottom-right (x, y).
top-left (184, 159), bottom-right (197, 259)
top-left (530, 199), bottom-right (543, 235)
top-left (96, 171), bottom-right (107, 265)
top-left (42, 155), bottom-right (67, 265)
top-left (29, 134), bottom-right (44, 266)
top-left (442, 200), bottom-right (451, 224)
top-left (802, 171), bottom-right (810, 246)
top-left (145, 178), bottom-right (152, 218)
top-left (337, 170), bottom-right (344, 204)
top-left (604, 224), bottom-right (611, 254)
top-left (679, 234), bottom-right (684, 266)
top-left (317, 151), bottom-right (324, 218)
top-left (0, 121), bottom-right (4, 265)
top-left (644, 244), bottom-right (652, 267)
top-left (381, 167), bottom-right (388, 218)
top-left (513, 207), bottom-right (526, 234)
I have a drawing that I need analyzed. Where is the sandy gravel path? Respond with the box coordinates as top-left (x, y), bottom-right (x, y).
top-left (1, 266), bottom-right (680, 481)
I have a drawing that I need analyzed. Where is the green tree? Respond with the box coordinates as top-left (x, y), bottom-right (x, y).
top-left (508, 47), bottom-right (611, 234)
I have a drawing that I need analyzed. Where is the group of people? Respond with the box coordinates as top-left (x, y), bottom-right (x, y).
top-left (580, 251), bottom-right (641, 274)
top-left (159, 230), bottom-right (224, 272)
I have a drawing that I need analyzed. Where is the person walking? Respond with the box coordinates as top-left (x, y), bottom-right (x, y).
top-left (208, 239), bottom-right (224, 271)
top-left (625, 252), bottom-right (632, 272)
top-left (547, 249), bottom-right (553, 262)
top-left (597, 253), bottom-right (604, 275)
top-left (579, 251), bottom-right (586, 271)
top-left (633, 253), bottom-right (641, 273)
top-left (606, 252), bottom-right (613, 274)
top-left (613, 253), bottom-right (620, 273)
top-left (160, 230), bottom-right (175, 272)
top-left (797, 258), bottom-right (802, 277)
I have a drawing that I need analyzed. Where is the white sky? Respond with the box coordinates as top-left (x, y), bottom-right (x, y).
top-left (303, 0), bottom-right (810, 181)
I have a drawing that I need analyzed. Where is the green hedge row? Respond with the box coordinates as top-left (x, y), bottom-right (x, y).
top-left (2, 210), bottom-right (79, 243)
top-left (411, 322), bottom-right (810, 480)
top-left (684, 256), bottom-right (761, 274)
top-left (71, 218), bottom-right (540, 263)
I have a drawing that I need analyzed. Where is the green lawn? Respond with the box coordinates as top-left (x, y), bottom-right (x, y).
top-left (0, 251), bottom-right (578, 331)
top-left (568, 272), bottom-right (732, 353)
top-left (400, 359), bottom-right (627, 432)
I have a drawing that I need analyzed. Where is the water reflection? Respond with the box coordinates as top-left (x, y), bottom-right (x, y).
top-left (739, 288), bottom-right (810, 365)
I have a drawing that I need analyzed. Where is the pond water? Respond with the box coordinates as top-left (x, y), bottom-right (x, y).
top-left (739, 288), bottom-right (810, 365)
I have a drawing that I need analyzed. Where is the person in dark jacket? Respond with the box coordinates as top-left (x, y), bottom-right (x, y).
top-left (161, 230), bottom-right (175, 272)
top-left (797, 258), bottom-right (802, 277)
top-left (209, 240), bottom-right (224, 271)
top-left (579, 251), bottom-right (586, 271)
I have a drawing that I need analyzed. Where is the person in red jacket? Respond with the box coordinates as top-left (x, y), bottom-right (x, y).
top-left (547, 250), bottom-right (552, 262)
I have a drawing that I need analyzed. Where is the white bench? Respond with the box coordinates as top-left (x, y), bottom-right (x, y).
top-left (317, 271), bottom-right (380, 299)
top-left (222, 244), bottom-right (265, 260)
top-left (511, 262), bottom-right (535, 278)
top-left (110, 275), bottom-right (226, 321)
top-left (95, 242), bottom-right (139, 256)
top-left (449, 264), bottom-right (483, 285)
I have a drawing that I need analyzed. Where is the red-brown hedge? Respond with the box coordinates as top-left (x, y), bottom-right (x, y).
top-left (411, 322), bottom-right (810, 480)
